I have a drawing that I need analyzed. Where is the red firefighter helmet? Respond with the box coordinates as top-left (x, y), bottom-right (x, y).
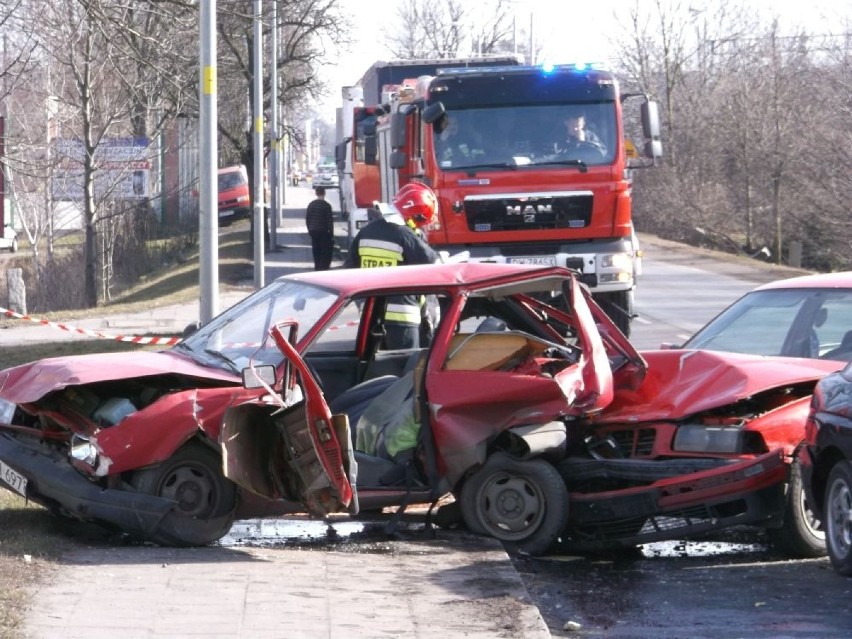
top-left (392, 182), bottom-right (437, 228)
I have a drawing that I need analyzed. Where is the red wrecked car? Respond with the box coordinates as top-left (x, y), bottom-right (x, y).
top-left (0, 263), bottom-right (838, 555)
top-left (563, 349), bottom-right (841, 556)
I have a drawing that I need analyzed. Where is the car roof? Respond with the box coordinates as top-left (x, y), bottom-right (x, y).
top-left (283, 262), bottom-right (573, 295)
top-left (754, 271), bottom-right (852, 291)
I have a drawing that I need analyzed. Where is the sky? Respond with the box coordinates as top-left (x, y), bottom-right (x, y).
top-left (320, 0), bottom-right (847, 120)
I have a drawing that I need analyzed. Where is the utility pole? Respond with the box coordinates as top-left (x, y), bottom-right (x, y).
top-left (269, 0), bottom-right (280, 246)
top-left (199, 0), bottom-right (218, 324)
top-left (252, 0), bottom-right (265, 288)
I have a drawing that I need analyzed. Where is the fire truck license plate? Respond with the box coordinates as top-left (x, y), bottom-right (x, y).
top-left (508, 257), bottom-right (556, 266)
top-left (1, 460), bottom-right (27, 497)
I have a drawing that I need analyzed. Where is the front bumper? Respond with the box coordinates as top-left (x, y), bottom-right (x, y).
top-left (0, 432), bottom-right (231, 543)
top-left (560, 450), bottom-right (787, 551)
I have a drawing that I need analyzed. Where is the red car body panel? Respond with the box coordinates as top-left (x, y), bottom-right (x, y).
top-left (88, 388), bottom-right (242, 475)
top-left (0, 351), bottom-right (237, 404)
top-left (600, 350), bottom-right (842, 422)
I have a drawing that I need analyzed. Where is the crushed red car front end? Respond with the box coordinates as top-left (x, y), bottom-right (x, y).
top-left (553, 349), bottom-right (842, 550)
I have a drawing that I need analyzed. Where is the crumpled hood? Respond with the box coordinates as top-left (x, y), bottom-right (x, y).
top-left (600, 349), bottom-right (844, 422)
top-left (0, 350), bottom-right (238, 404)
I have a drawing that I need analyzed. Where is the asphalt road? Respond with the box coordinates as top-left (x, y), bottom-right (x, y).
top-left (513, 536), bottom-right (852, 638)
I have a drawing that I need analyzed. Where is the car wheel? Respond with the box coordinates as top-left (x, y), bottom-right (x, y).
top-left (459, 452), bottom-right (568, 556)
top-left (130, 441), bottom-right (237, 546)
top-left (767, 459), bottom-right (826, 558)
top-left (824, 460), bottom-right (852, 576)
top-left (9, 237), bottom-right (17, 253)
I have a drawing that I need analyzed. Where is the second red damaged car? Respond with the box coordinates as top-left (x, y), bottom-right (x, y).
top-left (0, 263), bottom-right (840, 555)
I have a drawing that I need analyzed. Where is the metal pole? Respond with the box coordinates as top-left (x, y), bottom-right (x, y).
top-left (199, 0), bottom-right (219, 323)
top-left (269, 0), bottom-right (279, 248)
top-left (252, 0), bottom-right (265, 288)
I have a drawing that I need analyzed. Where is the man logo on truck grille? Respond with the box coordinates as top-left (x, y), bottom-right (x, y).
top-left (507, 204), bottom-right (552, 215)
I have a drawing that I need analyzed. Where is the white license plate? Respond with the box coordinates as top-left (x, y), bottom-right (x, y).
top-left (508, 256), bottom-right (556, 266)
top-left (219, 209), bottom-right (235, 217)
top-left (0, 460), bottom-right (27, 497)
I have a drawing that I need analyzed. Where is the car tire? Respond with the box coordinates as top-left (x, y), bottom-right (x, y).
top-left (9, 237), bottom-right (17, 253)
top-left (130, 440), bottom-right (237, 546)
top-left (459, 452), bottom-right (568, 556)
top-left (767, 459), bottom-right (826, 558)
top-left (824, 460), bottom-right (852, 576)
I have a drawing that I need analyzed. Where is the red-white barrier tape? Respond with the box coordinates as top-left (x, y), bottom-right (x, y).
top-left (1, 306), bottom-right (182, 346)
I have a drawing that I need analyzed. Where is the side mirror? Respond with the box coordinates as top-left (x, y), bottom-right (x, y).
top-left (334, 141), bottom-right (349, 170)
top-left (640, 101), bottom-right (663, 161)
top-left (390, 112), bottom-right (407, 149)
top-left (182, 321), bottom-right (200, 338)
top-left (421, 102), bottom-right (446, 125)
top-left (641, 101), bottom-right (661, 140)
top-left (364, 136), bottom-right (377, 165)
top-left (389, 150), bottom-right (407, 169)
top-left (241, 365), bottom-right (276, 389)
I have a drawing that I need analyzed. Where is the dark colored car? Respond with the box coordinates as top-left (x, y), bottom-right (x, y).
top-left (801, 363), bottom-right (852, 575)
top-left (0, 264), bottom-right (839, 555)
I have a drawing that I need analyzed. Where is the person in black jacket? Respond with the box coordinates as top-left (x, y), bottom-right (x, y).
top-left (344, 183), bottom-right (439, 349)
top-left (305, 186), bottom-right (335, 270)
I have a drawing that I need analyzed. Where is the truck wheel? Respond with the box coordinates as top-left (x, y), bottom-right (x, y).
top-left (595, 290), bottom-right (632, 337)
top-left (130, 441), bottom-right (237, 546)
top-left (824, 460), bottom-right (852, 576)
top-left (767, 459), bottom-right (826, 558)
top-left (460, 452), bottom-right (568, 556)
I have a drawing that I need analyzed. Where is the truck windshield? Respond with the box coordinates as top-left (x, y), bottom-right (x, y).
top-left (433, 103), bottom-right (616, 171)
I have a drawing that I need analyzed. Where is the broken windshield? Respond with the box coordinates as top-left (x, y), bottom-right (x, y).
top-left (178, 280), bottom-right (338, 372)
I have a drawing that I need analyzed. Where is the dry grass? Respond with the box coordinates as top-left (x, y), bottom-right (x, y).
top-left (0, 222), bottom-right (253, 328)
top-left (0, 223), bottom-right (252, 637)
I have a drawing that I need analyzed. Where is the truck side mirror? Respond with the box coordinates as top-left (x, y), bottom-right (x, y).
top-left (640, 101), bottom-right (663, 161)
top-left (390, 112), bottom-right (407, 149)
top-left (364, 136), bottom-right (377, 165)
top-left (389, 150), bottom-right (407, 169)
top-left (334, 141), bottom-right (348, 170)
top-left (421, 102), bottom-right (446, 124)
top-left (641, 101), bottom-right (661, 140)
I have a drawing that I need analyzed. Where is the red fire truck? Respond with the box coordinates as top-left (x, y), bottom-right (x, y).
top-left (336, 61), bottom-right (661, 335)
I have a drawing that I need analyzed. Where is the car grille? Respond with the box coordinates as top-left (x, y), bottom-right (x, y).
top-left (609, 428), bottom-right (658, 457)
top-left (464, 193), bottom-right (592, 232)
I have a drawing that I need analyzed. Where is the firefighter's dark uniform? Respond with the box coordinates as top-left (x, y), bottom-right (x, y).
top-left (344, 216), bottom-right (439, 349)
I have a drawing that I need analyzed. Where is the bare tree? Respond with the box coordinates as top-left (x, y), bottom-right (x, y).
top-left (215, 0), bottom-right (350, 206)
top-left (609, 0), bottom-right (852, 271)
top-left (386, 0), bottom-right (516, 60)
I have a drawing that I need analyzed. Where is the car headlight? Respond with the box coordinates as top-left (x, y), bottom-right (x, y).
top-left (673, 425), bottom-right (746, 454)
top-left (69, 434), bottom-right (98, 467)
top-left (600, 253), bottom-right (632, 271)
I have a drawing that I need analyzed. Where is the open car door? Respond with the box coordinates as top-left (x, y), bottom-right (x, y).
top-left (221, 321), bottom-right (357, 516)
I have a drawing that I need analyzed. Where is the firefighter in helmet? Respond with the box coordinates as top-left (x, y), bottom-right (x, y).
top-left (344, 182), bottom-right (440, 349)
